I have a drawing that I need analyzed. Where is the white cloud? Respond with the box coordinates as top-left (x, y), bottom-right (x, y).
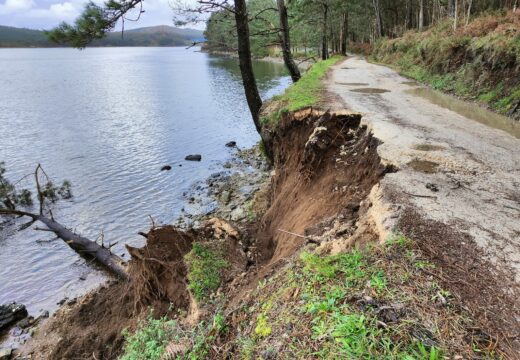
top-left (28, 1), bottom-right (80, 21)
top-left (0, 0), bottom-right (205, 30)
top-left (0, 0), bottom-right (35, 14)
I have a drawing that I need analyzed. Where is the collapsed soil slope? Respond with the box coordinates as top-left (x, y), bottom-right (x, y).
top-left (23, 96), bottom-right (519, 358)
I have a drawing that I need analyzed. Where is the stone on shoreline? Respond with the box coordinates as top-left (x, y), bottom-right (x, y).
top-left (185, 154), bottom-right (202, 161)
top-left (225, 141), bottom-right (237, 148)
top-left (0, 303), bottom-right (28, 332)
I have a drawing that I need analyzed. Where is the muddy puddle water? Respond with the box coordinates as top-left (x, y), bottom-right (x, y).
top-left (406, 88), bottom-right (520, 139)
top-left (350, 88), bottom-right (390, 94)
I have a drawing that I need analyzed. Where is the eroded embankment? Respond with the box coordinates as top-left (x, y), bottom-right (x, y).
top-left (24, 109), bottom-right (517, 359)
top-left (256, 109), bottom-right (393, 263)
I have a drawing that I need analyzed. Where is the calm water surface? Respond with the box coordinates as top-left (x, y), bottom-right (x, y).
top-left (0, 47), bottom-right (290, 315)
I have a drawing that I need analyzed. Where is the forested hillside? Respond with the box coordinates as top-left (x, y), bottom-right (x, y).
top-left (202, 1), bottom-right (519, 117)
top-left (204, 0), bottom-right (519, 58)
top-left (0, 25), bottom-right (203, 47)
top-left (373, 11), bottom-right (520, 118)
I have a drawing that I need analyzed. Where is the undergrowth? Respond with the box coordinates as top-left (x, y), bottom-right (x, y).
top-left (261, 55), bottom-right (344, 126)
top-left (120, 235), bottom-right (498, 359)
top-left (371, 11), bottom-right (520, 118)
top-left (185, 242), bottom-right (228, 302)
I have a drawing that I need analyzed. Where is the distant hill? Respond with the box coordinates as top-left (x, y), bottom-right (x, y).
top-left (0, 25), bottom-right (204, 48)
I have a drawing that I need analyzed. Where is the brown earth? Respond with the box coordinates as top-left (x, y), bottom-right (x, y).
top-left (23, 103), bottom-right (519, 358)
top-left (24, 109), bottom-right (395, 359)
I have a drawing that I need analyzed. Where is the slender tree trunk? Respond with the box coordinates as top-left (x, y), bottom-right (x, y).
top-left (276, 0), bottom-right (301, 82)
top-left (419, 0), bottom-right (424, 30)
top-left (372, 0), bottom-right (383, 37)
top-left (340, 12), bottom-right (348, 55)
top-left (448, 0), bottom-right (455, 17)
top-left (233, 0), bottom-right (273, 160)
top-left (321, 3), bottom-right (329, 60)
top-left (465, 0), bottom-right (472, 24)
top-left (453, 0), bottom-right (458, 29)
top-left (405, 0), bottom-right (412, 30)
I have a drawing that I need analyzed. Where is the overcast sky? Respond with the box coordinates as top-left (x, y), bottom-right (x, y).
top-left (0, 0), bottom-right (203, 30)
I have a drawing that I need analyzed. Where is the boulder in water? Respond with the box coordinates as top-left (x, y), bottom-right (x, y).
top-left (161, 165), bottom-right (172, 171)
top-left (185, 154), bottom-right (202, 161)
top-left (225, 141), bottom-right (237, 148)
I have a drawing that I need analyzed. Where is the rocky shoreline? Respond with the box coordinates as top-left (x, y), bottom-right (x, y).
top-left (0, 142), bottom-right (272, 359)
top-left (175, 144), bottom-right (271, 227)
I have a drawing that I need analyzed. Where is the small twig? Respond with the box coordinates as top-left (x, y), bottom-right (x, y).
top-left (34, 227), bottom-right (55, 232)
top-left (148, 215), bottom-right (156, 229)
top-left (277, 229), bottom-right (320, 244)
top-left (403, 191), bottom-right (438, 199)
top-left (504, 205), bottom-right (520, 212)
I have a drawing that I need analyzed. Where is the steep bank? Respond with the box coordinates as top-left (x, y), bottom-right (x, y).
top-left (19, 56), bottom-right (520, 359)
top-left (370, 11), bottom-right (520, 120)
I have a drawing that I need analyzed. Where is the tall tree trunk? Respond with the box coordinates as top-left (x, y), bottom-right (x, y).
top-left (321, 3), bottom-right (329, 60)
top-left (465, 0), bottom-right (473, 24)
top-left (276, 0), bottom-right (301, 82)
top-left (448, 0), bottom-right (455, 17)
top-left (233, 0), bottom-right (272, 160)
top-left (405, 0), bottom-right (412, 30)
top-left (340, 12), bottom-right (348, 55)
top-left (419, 0), bottom-right (424, 30)
top-left (372, 0), bottom-right (383, 37)
top-left (453, 0), bottom-right (458, 29)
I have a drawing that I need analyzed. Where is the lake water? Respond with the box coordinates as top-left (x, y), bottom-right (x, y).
top-left (0, 47), bottom-right (290, 315)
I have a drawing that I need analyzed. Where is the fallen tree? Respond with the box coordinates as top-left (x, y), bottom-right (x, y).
top-left (0, 164), bottom-right (128, 279)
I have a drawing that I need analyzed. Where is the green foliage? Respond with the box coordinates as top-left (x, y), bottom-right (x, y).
top-left (185, 242), bottom-right (228, 302)
top-left (204, 0), bottom-right (278, 56)
top-left (254, 314), bottom-right (272, 337)
top-left (371, 13), bottom-right (520, 117)
top-left (120, 310), bottom-right (229, 360)
top-left (264, 55), bottom-right (344, 126)
top-left (0, 162), bottom-right (32, 209)
top-left (296, 248), bottom-right (443, 359)
top-left (120, 313), bottom-right (178, 360)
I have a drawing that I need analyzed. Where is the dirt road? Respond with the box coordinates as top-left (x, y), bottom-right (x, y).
top-left (328, 57), bottom-right (520, 284)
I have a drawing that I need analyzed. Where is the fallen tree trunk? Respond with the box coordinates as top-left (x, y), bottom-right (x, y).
top-left (0, 209), bottom-right (128, 279)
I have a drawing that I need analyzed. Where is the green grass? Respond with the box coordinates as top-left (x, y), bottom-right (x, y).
top-left (185, 242), bottom-right (228, 302)
top-left (262, 55), bottom-right (344, 126)
top-left (120, 313), bottom-right (178, 360)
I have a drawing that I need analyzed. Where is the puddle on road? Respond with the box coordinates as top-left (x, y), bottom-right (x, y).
top-left (407, 159), bottom-right (439, 173)
top-left (413, 144), bottom-right (446, 151)
top-left (350, 88), bottom-right (390, 94)
top-left (406, 88), bottom-right (520, 139)
top-left (336, 82), bottom-right (369, 86)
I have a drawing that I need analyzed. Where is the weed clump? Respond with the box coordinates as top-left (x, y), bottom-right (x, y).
top-left (262, 55), bottom-right (344, 126)
top-left (185, 242), bottom-right (228, 302)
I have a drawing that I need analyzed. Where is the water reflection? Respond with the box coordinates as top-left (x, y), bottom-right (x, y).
top-left (0, 47), bottom-right (290, 315)
top-left (406, 88), bottom-right (520, 139)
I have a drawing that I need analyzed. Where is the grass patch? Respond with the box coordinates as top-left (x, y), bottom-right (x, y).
top-left (120, 310), bottom-right (229, 360)
top-left (263, 55), bottom-right (344, 126)
top-left (120, 313), bottom-right (178, 360)
top-left (227, 234), bottom-right (493, 359)
top-left (185, 242), bottom-right (228, 302)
